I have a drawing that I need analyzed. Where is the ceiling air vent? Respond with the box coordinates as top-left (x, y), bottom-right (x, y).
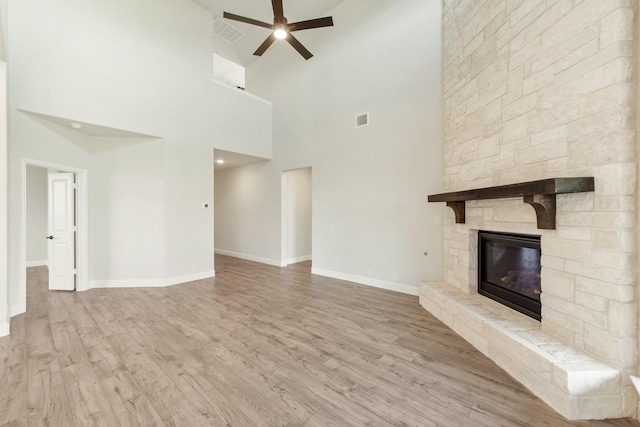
top-left (355, 112), bottom-right (369, 128)
top-left (213, 17), bottom-right (244, 44)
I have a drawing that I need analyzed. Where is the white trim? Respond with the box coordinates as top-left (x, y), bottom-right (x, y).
top-left (630, 376), bottom-right (640, 397)
top-left (88, 270), bottom-right (215, 289)
top-left (210, 78), bottom-right (273, 106)
top-left (1, 303), bottom-right (8, 338)
top-left (281, 168), bottom-right (313, 268)
top-left (311, 267), bottom-right (419, 296)
top-left (19, 158), bottom-right (89, 314)
top-left (75, 172), bottom-right (89, 292)
top-left (26, 259), bottom-right (47, 267)
top-left (0, 320), bottom-right (8, 337)
top-left (0, 62), bottom-right (8, 339)
top-left (284, 255), bottom-right (312, 265)
top-left (280, 172), bottom-right (287, 264)
top-left (215, 248), bottom-right (286, 267)
top-left (10, 303), bottom-right (21, 317)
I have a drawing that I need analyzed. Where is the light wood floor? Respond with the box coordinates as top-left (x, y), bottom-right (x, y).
top-left (1, 256), bottom-right (638, 426)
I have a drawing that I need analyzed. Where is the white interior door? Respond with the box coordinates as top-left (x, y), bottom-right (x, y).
top-left (47, 172), bottom-right (76, 291)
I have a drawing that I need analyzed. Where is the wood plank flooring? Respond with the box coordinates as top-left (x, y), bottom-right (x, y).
top-left (1, 255), bottom-right (638, 426)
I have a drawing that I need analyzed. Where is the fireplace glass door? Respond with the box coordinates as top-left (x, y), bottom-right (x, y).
top-left (478, 231), bottom-right (541, 320)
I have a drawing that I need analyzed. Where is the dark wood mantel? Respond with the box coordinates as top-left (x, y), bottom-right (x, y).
top-left (428, 177), bottom-right (594, 230)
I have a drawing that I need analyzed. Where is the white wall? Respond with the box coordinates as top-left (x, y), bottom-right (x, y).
top-left (241, 0), bottom-right (444, 293)
top-left (6, 0), bottom-right (273, 315)
top-left (213, 54), bottom-right (246, 89)
top-left (26, 165), bottom-right (47, 265)
top-left (0, 59), bottom-right (7, 336)
top-left (9, 111), bottom-right (92, 314)
top-left (163, 144), bottom-right (216, 278)
top-left (9, 0), bottom-right (272, 157)
top-left (284, 168), bottom-right (312, 263)
top-left (88, 138), bottom-right (166, 282)
top-left (214, 161), bottom-right (283, 266)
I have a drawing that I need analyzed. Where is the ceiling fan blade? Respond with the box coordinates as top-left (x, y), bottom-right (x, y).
top-left (254, 34), bottom-right (277, 56)
top-left (288, 16), bottom-right (334, 32)
top-left (272, 0), bottom-right (284, 21)
top-left (223, 12), bottom-right (273, 30)
top-left (287, 33), bottom-right (313, 60)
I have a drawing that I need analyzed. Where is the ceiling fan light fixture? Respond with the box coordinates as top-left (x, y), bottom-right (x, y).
top-left (273, 27), bottom-right (288, 40)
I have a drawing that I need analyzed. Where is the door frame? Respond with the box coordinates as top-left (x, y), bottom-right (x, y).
top-left (17, 158), bottom-right (88, 314)
top-left (280, 167), bottom-right (312, 267)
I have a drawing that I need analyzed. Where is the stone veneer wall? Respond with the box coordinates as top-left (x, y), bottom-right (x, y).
top-left (440, 0), bottom-right (638, 417)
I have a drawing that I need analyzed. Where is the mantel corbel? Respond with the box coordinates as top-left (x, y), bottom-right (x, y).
top-left (428, 177), bottom-right (594, 230)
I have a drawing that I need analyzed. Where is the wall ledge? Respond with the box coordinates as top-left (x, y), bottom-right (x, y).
top-left (211, 79), bottom-right (273, 106)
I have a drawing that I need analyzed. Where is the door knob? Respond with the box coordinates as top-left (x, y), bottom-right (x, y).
top-left (46, 235), bottom-right (54, 240)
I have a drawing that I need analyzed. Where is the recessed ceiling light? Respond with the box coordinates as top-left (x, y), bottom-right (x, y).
top-left (216, 159), bottom-right (225, 164)
top-left (70, 122), bottom-right (83, 129)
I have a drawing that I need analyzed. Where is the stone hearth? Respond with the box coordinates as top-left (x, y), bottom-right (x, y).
top-left (420, 281), bottom-right (622, 420)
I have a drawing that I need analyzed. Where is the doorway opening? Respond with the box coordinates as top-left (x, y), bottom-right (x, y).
top-left (16, 158), bottom-right (88, 316)
top-left (281, 167), bottom-right (312, 266)
top-left (26, 166), bottom-right (48, 269)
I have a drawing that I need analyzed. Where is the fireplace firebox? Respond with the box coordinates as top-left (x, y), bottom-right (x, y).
top-left (478, 231), bottom-right (541, 320)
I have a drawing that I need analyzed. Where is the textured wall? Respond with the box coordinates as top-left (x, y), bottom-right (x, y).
top-left (442, 0), bottom-right (637, 416)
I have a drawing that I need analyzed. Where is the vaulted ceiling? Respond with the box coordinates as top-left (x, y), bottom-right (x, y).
top-left (190, 0), bottom-right (345, 66)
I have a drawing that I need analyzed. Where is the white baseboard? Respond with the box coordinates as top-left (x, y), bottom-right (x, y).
top-left (26, 260), bottom-right (47, 267)
top-left (1, 303), bottom-right (9, 336)
top-left (164, 270), bottom-right (215, 286)
top-left (284, 255), bottom-right (312, 265)
top-left (88, 270), bottom-right (216, 290)
top-left (311, 267), bottom-right (419, 296)
top-left (215, 249), bottom-right (286, 267)
top-left (10, 303), bottom-right (24, 317)
top-left (0, 321), bottom-right (9, 337)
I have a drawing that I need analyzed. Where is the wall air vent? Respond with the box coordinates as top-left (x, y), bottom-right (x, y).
top-left (213, 18), bottom-right (244, 44)
top-left (355, 112), bottom-right (369, 128)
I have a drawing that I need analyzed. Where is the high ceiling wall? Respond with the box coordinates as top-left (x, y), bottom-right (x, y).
top-left (212, 0), bottom-right (446, 292)
top-left (4, 0), bottom-right (273, 317)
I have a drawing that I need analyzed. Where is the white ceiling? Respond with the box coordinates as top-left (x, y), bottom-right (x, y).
top-left (214, 148), bottom-right (269, 171)
top-left (201, 0), bottom-right (344, 170)
top-left (191, 0), bottom-right (345, 66)
top-left (22, 111), bottom-right (159, 138)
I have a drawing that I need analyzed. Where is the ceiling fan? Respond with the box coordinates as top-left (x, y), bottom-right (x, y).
top-left (223, 0), bottom-right (334, 60)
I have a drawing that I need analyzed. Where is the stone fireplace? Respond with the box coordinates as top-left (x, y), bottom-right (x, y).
top-left (419, 0), bottom-right (638, 421)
